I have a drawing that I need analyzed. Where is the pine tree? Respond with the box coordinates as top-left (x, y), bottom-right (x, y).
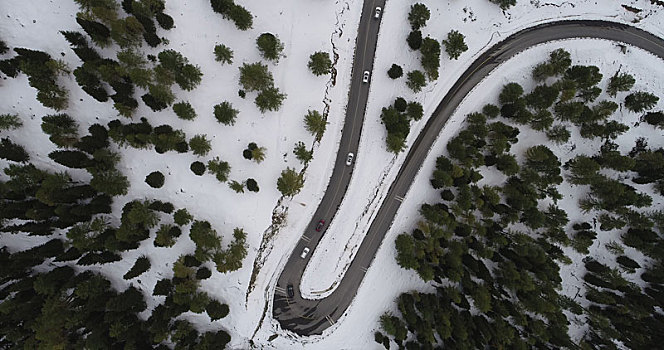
top-left (0, 138), bottom-right (29, 162)
top-left (293, 141), bottom-right (313, 163)
top-left (625, 91), bottom-right (659, 113)
top-left (0, 113), bottom-right (23, 130)
top-left (213, 101), bottom-right (239, 125)
top-left (308, 51), bottom-right (332, 76)
top-left (228, 180), bottom-right (245, 193)
top-left (173, 208), bottom-right (193, 226)
top-left (408, 3), bottom-right (430, 30)
top-left (238, 62), bottom-right (273, 92)
top-left (420, 37), bottom-right (441, 80)
top-left (406, 70), bottom-right (426, 92)
top-left (442, 30), bottom-right (468, 60)
top-left (304, 110), bottom-right (327, 141)
top-left (214, 44), bottom-right (233, 64)
top-left (189, 134), bottom-right (211, 156)
top-left (250, 145), bottom-right (266, 163)
top-left (607, 72), bottom-right (635, 97)
top-left (48, 150), bottom-right (91, 168)
top-left (255, 86), bottom-right (286, 112)
top-left (173, 101), bottom-right (197, 120)
top-left (256, 33), bottom-right (284, 62)
top-left (123, 255), bottom-right (151, 279)
top-left (276, 167), bottom-right (304, 196)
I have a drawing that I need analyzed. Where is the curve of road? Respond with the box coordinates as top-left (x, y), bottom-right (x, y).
top-left (273, 19), bottom-right (664, 336)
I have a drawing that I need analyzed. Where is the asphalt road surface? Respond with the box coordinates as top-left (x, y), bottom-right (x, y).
top-left (273, 19), bottom-right (664, 336)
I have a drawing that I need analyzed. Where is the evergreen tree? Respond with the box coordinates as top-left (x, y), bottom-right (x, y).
top-left (123, 255), bottom-right (151, 279)
top-left (214, 101), bottom-right (239, 125)
top-left (276, 167), bottom-right (304, 196)
top-left (420, 37), bottom-right (441, 80)
top-left (238, 62), bottom-right (273, 92)
top-left (145, 171), bottom-right (165, 188)
top-left (76, 16), bottom-right (112, 46)
top-left (406, 70), bottom-right (426, 92)
top-left (304, 110), bottom-right (327, 141)
top-left (408, 3), bottom-right (430, 30)
top-left (228, 180), bottom-right (245, 193)
top-left (256, 33), bottom-right (284, 62)
top-left (442, 30), bottom-right (468, 60)
top-left (625, 91), bottom-right (659, 113)
top-left (255, 86), bottom-right (286, 112)
top-left (173, 101), bottom-right (197, 120)
top-left (90, 168), bottom-right (129, 196)
top-left (48, 150), bottom-right (91, 168)
top-left (41, 113), bottom-right (79, 147)
top-left (228, 3), bottom-right (253, 30)
top-left (173, 208), bottom-right (193, 226)
top-left (189, 134), bottom-right (211, 157)
top-left (643, 111), bottom-right (664, 128)
top-left (250, 145), bottom-right (266, 163)
top-left (214, 44), bottom-right (233, 64)
top-left (607, 72), bottom-right (635, 97)
top-left (293, 141), bottom-right (313, 163)
top-left (0, 113), bottom-right (23, 130)
top-left (406, 30), bottom-right (422, 50)
top-left (308, 51), bottom-right (332, 76)
top-left (0, 138), bottom-right (29, 162)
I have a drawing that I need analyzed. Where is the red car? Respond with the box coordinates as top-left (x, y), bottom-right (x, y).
top-left (315, 219), bottom-right (325, 232)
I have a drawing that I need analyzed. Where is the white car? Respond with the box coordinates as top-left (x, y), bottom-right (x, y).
top-left (346, 152), bottom-right (354, 166)
top-left (300, 247), bottom-right (310, 259)
top-left (374, 7), bottom-right (382, 19)
top-left (362, 70), bottom-right (370, 83)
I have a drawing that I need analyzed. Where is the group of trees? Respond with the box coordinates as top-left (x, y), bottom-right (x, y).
top-left (393, 4), bottom-right (468, 92)
top-left (61, 0), bottom-right (202, 117)
top-left (0, 48), bottom-right (69, 110)
top-left (380, 97), bottom-right (424, 153)
top-left (238, 62), bottom-right (286, 113)
top-left (378, 48), bottom-right (664, 349)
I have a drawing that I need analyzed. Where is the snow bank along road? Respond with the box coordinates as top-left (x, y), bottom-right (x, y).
top-left (272, 19), bottom-right (664, 336)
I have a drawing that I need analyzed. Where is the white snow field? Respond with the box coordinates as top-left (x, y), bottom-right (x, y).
top-left (0, 0), bottom-right (663, 349)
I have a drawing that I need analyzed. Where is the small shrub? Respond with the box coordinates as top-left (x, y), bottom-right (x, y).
top-left (246, 178), bottom-right (259, 192)
top-left (191, 161), bottom-right (206, 175)
top-left (206, 299), bottom-right (229, 320)
top-left (196, 266), bottom-right (212, 279)
top-left (145, 171), bottom-right (165, 188)
top-left (387, 64), bottom-right (403, 79)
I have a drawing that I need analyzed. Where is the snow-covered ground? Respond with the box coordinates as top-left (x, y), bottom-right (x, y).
top-left (1, 0), bottom-right (664, 349)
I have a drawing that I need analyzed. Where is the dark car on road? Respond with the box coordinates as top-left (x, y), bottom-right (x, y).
top-left (287, 284), bottom-right (294, 298)
top-left (315, 219), bottom-right (325, 232)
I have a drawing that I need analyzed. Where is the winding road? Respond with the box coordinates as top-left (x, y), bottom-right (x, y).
top-left (272, 15), bottom-right (664, 336)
